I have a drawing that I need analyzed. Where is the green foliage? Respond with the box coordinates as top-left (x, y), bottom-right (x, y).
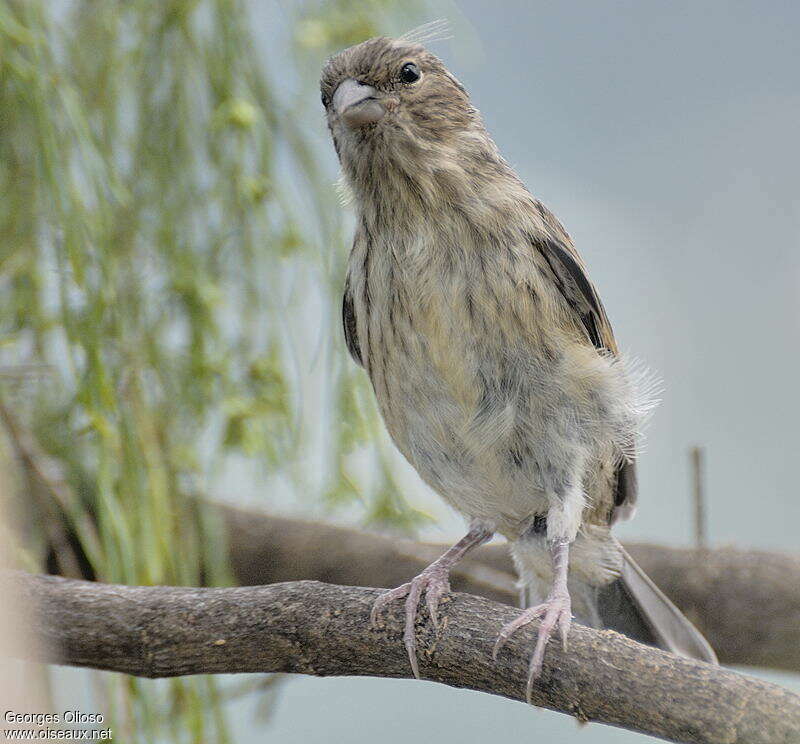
top-left (0, 0), bottom-right (427, 741)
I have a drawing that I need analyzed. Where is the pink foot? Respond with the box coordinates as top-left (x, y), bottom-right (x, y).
top-left (493, 589), bottom-right (572, 703)
top-left (370, 563), bottom-right (451, 679)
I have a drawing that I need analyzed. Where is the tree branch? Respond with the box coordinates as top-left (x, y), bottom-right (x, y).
top-left (9, 571), bottom-right (800, 744)
top-left (221, 505), bottom-right (800, 673)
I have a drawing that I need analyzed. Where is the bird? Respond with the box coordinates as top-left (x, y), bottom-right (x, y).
top-left (320, 30), bottom-right (717, 700)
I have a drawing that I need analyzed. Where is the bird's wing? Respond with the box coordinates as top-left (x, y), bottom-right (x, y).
top-left (532, 224), bottom-right (636, 521)
top-left (535, 233), bottom-right (618, 354)
top-left (342, 275), bottom-right (363, 368)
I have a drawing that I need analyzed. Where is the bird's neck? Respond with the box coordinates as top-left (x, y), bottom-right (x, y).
top-left (344, 128), bottom-right (532, 237)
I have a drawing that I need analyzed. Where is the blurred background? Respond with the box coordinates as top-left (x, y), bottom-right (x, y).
top-left (1, 0), bottom-right (798, 742)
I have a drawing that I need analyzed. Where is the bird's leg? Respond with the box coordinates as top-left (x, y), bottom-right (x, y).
top-left (493, 537), bottom-right (572, 702)
top-left (371, 521), bottom-right (493, 679)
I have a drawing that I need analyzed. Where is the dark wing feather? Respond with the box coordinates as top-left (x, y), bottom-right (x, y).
top-left (536, 234), bottom-right (617, 353)
top-left (532, 229), bottom-right (636, 521)
top-left (612, 459), bottom-right (638, 523)
top-left (342, 278), bottom-right (363, 367)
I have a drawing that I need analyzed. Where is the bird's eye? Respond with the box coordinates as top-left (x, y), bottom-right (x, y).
top-left (399, 62), bottom-right (421, 84)
top-left (321, 91), bottom-right (330, 108)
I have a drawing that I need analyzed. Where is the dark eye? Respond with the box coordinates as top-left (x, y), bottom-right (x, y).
top-left (399, 62), bottom-right (421, 84)
top-left (321, 91), bottom-right (330, 108)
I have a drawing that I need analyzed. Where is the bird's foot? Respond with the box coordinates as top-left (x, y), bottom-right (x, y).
top-left (493, 588), bottom-right (572, 703)
top-left (370, 562), bottom-right (452, 679)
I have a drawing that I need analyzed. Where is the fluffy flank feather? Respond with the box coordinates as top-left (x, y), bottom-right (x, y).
top-left (617, 353), bottom-right (662, 458)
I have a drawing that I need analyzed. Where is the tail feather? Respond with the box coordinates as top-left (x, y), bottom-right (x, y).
top-left (597, 545), bottom-right (717, 664)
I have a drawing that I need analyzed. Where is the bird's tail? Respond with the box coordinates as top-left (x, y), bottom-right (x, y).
top-left (594, 544), bottom-right (718, 664)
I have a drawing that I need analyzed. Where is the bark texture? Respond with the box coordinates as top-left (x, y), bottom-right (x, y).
top-left (9, 571), bottom-right (800, 744)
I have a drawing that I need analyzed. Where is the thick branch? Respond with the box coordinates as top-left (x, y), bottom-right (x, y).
top-left (10, 571), bottom-right (800, 744)
top-left (222, 506), bottom-right (800, 672)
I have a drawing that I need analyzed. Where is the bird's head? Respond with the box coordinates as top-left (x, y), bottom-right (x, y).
top-left (320, 37), bottom-right (480, 192)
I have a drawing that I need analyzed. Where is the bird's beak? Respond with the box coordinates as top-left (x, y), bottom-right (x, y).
top-left (333, 78), bottom-right (385, 128)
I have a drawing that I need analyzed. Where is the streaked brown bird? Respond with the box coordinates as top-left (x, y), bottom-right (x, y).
top-left (321, 29), bottom-right (716, 699)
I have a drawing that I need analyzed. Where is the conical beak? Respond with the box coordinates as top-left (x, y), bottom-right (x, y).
top-left (333, 78), bottom-right (385, 128)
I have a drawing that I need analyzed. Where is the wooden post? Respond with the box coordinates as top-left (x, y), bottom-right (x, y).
top-left (690, 446), bottom-right (707, 549)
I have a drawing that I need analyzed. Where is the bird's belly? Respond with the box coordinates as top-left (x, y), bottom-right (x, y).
top-left (369, 305), bottom-right (551, 535)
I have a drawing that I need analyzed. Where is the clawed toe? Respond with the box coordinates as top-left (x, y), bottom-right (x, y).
top-left (492, 604), bottom-right (546, 660)
top-left (526, 594), bottom-right (572, 698)
top-left (425, 580), bottom-right (449, 629)
top-left (370, 566), bottom-right (451, 679)
top-left (370, 583), bottom-right (412, 626)
top-left (493, 592), bottom-right (573, 703)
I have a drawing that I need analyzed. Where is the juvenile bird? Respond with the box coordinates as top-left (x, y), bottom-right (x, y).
top-left (321, 33), bottom-right (716, 698)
